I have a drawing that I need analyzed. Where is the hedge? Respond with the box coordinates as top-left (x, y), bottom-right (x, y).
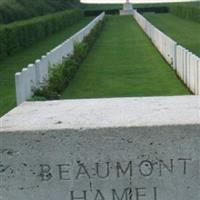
top-left (83, 6), bottom-right (169, 16)
top-left (0, 9), bottom-right (82, 60)
top-left (0, 0), bottom-right (80, 24)
top-left (84, 9), bottom-right (119, 16)
top-left (170, 5), bottom-right (200, 23)
top-left (32, 18), bottom-right (105, 100)
top-left (137, 6), bottom-right (169, 14)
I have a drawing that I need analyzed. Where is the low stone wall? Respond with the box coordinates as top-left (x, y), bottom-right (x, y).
top-left (0, 96), bottom-right (200, 200)
top-left (133, 10), bottom-right (200, 95)
top-left (15, 12), bottom-right (105, 106)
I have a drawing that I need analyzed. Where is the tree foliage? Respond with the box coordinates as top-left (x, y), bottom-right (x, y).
top-left (0, 9), bottom-right (82, 60)
top-left (170, 3), bottom-right (200, 23)
top-left (0, 0), bottom-right (80, 24)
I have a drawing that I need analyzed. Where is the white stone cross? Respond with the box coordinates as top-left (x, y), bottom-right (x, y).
top-left (120, 0), bottom-right (133, 15)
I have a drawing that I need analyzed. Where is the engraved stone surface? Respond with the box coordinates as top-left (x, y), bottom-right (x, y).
top-left (0, 96), bottom-right (200, 200)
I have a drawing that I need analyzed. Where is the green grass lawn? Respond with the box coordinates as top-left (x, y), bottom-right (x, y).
top-left (62, 16), bottom-right (189, 99)
top-left (0, 17), bottom-right (93, 117)
top-left (144, 13), bottom-right (200, 57)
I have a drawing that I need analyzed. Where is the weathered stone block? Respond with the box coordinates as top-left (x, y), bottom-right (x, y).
top-left (0, 96), bottom-right (200, 200)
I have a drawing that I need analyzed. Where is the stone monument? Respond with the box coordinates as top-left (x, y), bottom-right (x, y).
top-left (1, 96), bottom-right (200, 200)
top-left (120, 0), bottom-right (134, 15)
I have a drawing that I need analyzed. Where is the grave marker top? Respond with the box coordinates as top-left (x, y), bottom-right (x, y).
top-left (0, 95), bottom-right (199, 132)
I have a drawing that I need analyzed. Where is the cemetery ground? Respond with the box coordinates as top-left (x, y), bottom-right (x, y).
top-left (144, 13), bottom-right (200, 57)
top-left (0, 17), bottom-right (93, 117)
top-left (1, 10), bottom-right (200, 200)
top-left (62, 15), bottom-right (189, 99)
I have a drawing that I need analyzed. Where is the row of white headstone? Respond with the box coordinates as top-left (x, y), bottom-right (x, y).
top-left (15, 12), bottom-right (105, 105)
top-left (133, 10), bottom-right (200, 95)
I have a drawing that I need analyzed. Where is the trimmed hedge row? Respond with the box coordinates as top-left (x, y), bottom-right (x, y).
top-left (32, 19), bottom-right (105, 100)
top-left (84, 6), bottom-right (169, 17)
top-left (0, 0), bottom-right (80, 24)
top-left (137, 7), bottom-right (169, 14)
top-left (170, 4), bottom-right (200, 23)
top-left (0, 9), bottom-right (82, 60)
top-left (84, 9), bottom-right (119, 16)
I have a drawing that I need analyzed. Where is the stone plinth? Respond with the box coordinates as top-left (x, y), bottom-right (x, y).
top-left (1, 96), bottom-right (200, 200)
top-left (120, 3), bottom-right (134, 15)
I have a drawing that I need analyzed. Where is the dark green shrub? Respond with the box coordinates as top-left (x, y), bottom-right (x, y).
top-left (48, 64), bottom-right (66, 93)
top-left (0, 9), bottom-right (82, 59)
top-left (84, 9), bottom-right (119, 16)
top-left (29, 95), bottom-right (48, 101)
top-left (138, 7), bottom-right (169, 13)
top-left (0, 0), bottom-right (80, 24)
top-left (0, 27), bottom-right (7, 59)
top-left (32, 19), bottom-right (105, 100)
top-left (73, 43), bottom-right (89, 64)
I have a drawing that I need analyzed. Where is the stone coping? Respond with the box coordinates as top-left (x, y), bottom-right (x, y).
top-left (0, 95), bottom-right (200, 132)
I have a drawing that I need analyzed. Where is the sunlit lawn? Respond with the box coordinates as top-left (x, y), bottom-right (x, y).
top-left (62, 16), bottom-right (189, 99)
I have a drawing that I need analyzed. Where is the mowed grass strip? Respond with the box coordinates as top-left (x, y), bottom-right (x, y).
top-left (0, 17), bottom-right (93, 117)
top-left (62, 16), bottom-right (189, 99)
top-left (144, 13), bottom-right (200, 57)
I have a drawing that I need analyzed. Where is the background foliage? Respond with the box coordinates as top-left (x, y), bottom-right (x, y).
top-left (170, 2), bottom-right (200, 23)
top-left (0, 0), bottom-right (80, 24)
top-left (0, 9), bottom-right (82, 60)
